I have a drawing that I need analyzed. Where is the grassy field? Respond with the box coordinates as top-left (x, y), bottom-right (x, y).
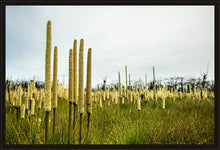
top-left (5, 96), bottom-right (214, 145)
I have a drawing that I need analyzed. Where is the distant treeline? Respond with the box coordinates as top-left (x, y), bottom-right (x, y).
top-left (5, 76), bottom-right (215, 92)
top-left (5, 80), bottom-right (45, 91)
top-left (96, 76), bottom-right (215, 92)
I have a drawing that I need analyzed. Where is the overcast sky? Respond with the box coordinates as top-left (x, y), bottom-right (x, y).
top-left (6, 6), bottom-right (214, 88)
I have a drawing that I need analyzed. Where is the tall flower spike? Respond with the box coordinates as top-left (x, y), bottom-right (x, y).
top-left (87, 48), bottom-right (92, 114)
top-left (79, 39), bottom-right (84, 114)
top-left (73, 40), bottom-right (78, 105)
top-left (21, 104), bottom-right (25, 119)
top-left (53, 46), bottom-right (58, 108)
top-left (44, 20), bottom-right (52, 112)
top-left (69, 49), bottom-right (74, 103)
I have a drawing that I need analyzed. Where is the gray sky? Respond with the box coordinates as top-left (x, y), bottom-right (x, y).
top-left (6, 6), bottom-right (214, 88)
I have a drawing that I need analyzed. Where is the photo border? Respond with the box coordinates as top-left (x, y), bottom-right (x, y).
top-left (0, 0), bottom-right (219, 150)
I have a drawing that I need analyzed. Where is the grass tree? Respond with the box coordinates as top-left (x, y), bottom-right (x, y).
top-left (52, 46), bottom-right (58, 137)
top-left (73, 39), bottom-right (78, 132)
top-left (44, 20), bottom-right (52, 144)
top-left (79, 39), bottom-right (84, 144)
top-left (86, 48), bottom-right (92, 143)
top-left (153, 66), bottom-right (157, 106)
top-left (68, 49), bottom-right (74, 144)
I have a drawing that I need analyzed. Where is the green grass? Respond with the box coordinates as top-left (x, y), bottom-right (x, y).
top-left (5, 96), bottom-right (214, 145)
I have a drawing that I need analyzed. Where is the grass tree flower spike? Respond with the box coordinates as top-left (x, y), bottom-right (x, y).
top-left (79, 39), bottom-right (84, 114)
top-left (73, 39), bottom-right (78, 131)
top-left (79, 39), bottom-right (84, 144)
top-left (44, 20), bottom-right (52, 112)
top-left (44, 20), bottom-right (52, 144)
top-left (87, 48), bottom-right (92, 115)
top-left (53, 46), bottom-right (58, 108)
top-left (68, 48), bottom-right (73, 144)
